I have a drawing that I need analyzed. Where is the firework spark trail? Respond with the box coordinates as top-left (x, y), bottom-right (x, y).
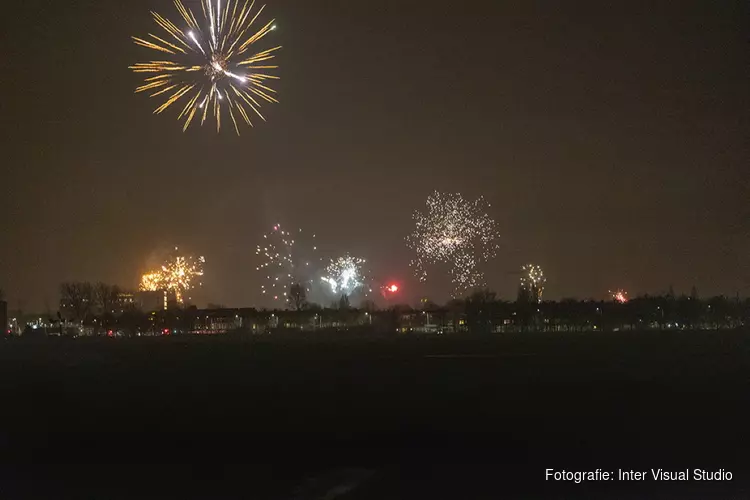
top-left (520, 264), bottom-right (545, 303)
top-left (256, 224), bottom-right (320, 302)
top-left (321, 255), bottom-right (370, 297)
top-left (139, 248), bottom-right (206, 304)
top-left (406, 191), bottom-right (500, 297)
top-left (130, 0), bottom-right (280, 134)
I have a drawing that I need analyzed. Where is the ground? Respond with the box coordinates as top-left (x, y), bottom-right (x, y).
top-left (1, 330), bottom-right (748, 498)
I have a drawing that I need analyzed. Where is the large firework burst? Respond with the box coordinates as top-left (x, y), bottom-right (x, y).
top-left (406, 191), bottom-right (500, 297)
top-left (520, 264), bottom-right (546, 303)
top-left (130, 0), bottom-right (280, 134)
top-left (321, 255), bottom-right (371, 297)
top-left (139, 247), bottom-right (206, 303)
top-left (256, 224), bottom-right (321, 302)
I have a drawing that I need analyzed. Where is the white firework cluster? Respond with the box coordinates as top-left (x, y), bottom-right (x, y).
top-left (520, 264), bottom-right (546, 303)
top-left (406, 191), bottom-right (500, 297)
top-left (256, 224), bottom-right (319, 302)
top-left (321, 254), bottom-right (371, 297)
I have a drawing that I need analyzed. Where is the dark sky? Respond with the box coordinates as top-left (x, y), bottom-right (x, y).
top-left (1, 0), bottom-right (748, 310)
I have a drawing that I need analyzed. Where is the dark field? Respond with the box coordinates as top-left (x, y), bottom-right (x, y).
top-left (1, 331), bottom-right (749, 498)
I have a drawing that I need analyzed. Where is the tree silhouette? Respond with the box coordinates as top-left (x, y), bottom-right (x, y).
top-left (288, 283), bottom-right (307, 311)
top-left (60, 282), bottom-right (94, 324)
top-left (93, 282), bottom-right (120, 331)
top-left (556, 298), bottom-right (577, 332)
top-left (421, 298), bottom-right (439, 310)
top-left (515, 285), bottom-right (534, 332)
top-left (360, 300), bottom-right (376, 312)
top-left (516, 285), bottom-right (532, 304)
top-left (465, 289), bottom-right (497, 334)
top-left (338, 294), bottom-right (350, 310)
top-left (94, 283), bottom-right (120, 316)
top-left (445, 298), bottom-right (465, 333)
top-left (706, 296), bottom-right (730, 330)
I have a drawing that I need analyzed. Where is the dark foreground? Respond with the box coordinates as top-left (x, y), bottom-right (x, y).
top-left (1, 330), bottom-right (748, 499)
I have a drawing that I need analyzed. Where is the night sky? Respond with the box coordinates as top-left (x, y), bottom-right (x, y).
top-left (1, 0), bottom-right (748, 310)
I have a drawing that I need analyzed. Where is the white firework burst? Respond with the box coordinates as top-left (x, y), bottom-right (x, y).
top-left (321, 254), bottom-right (370, 297)
top-left (256, 224), bottom-right (320, 302)
top-left (406, 191), bottom-right (500, 297)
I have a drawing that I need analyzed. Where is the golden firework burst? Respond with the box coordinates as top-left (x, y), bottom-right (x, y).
top-left (130, 0), bottom-right (281, 134)
top-left (139, 248), bottom-right (206, 304)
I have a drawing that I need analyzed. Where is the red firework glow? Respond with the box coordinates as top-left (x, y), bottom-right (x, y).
top-left (381, 283), bottom-right (400, 298)
top-left (611, 289), bottom-right (629, 304)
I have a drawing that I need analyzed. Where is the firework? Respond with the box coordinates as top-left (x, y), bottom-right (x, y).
top-left (520, 264), bottom-right (545, 303)
top-left (406, 191), bottom-right (500, 297)
top-left (139, 247), bottom-right (206, 303)
top-left (610, 289), bottom-right (629, 304)
top-left (321, 255), bottom-right (370, 297)
top-left (380, 283), bottom-right (400, 299)
top-left (139, 272), bottom-right (164, 293)
top-left (130, 0), bottom-right (281, 134)
top-left (256, 224), bottom-right (320, 303)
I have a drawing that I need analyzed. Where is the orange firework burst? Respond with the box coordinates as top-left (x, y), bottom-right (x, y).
top-left (140, 247), bottom-right (206, 304)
